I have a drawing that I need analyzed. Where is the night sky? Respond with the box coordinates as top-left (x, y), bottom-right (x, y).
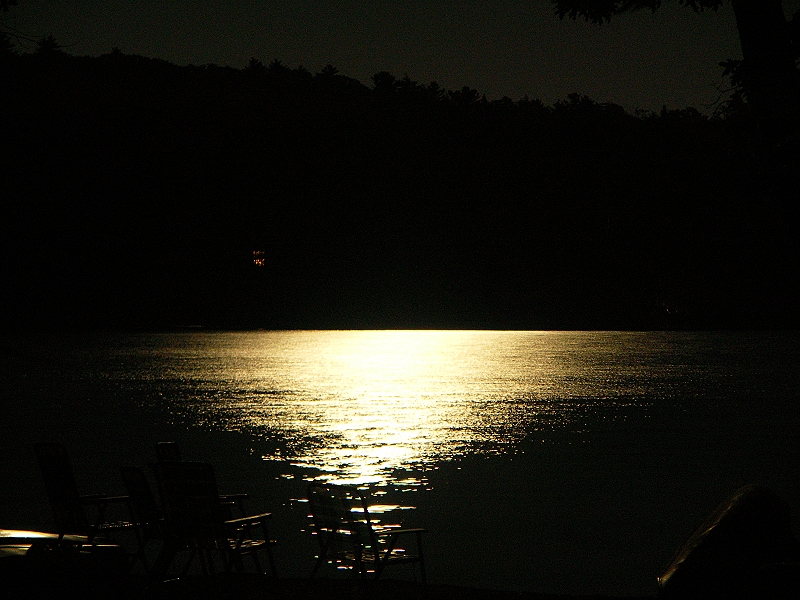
top-left (7, 0), bottom-right (750, 113)
top-left (5, 1), bottom-right (800, 330)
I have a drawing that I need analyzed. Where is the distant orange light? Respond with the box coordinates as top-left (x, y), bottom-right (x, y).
top-left (252, 250), bottom-right (266, 267)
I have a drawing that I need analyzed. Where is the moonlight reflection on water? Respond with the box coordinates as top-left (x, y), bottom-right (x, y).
top-left (157, 330), bottom-right (645, 485)
top-left (4, 329), bottom-right (797, 596)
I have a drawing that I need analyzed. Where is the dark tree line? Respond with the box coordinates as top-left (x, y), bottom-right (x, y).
top-left (2, 43), bottom-right (797, 330)
top-left (554, 0), bottom-right (800, 119)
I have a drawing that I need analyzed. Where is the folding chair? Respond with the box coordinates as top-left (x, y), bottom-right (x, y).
top-left (34, 442), bottom-right (134, 544)
top-left (307, 482), bottom-right (426, 583)
top-left (149, 460), bottom-right (278, 580)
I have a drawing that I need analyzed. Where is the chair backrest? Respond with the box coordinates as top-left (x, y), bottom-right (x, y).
top-left (307, 482), bottom-right (374, 553)
top-left (120, 466), bottom-right (162, 527)
top-left (150, 461), bottom-right (224, 544)
top-left (34, 442), bottom-right (90, 535)
top-left (154, 441), bottom-right (182, 462)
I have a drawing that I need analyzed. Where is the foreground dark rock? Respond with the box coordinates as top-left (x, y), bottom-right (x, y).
top-left (657, 485), bottom-right (800, 599)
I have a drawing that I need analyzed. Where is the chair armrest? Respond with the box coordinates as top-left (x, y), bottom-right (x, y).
top-left (225, 512), bottom-right (272, 528)
top-left (78, 493), bottom-right (106, 502)
top-left (101, 495), bottom-right (131, 503)
top-left (219, 493), bottom-right (249, 501)
top-left (79, 494), bottom-right (130, 505)
top-left (375, 526), bottom-right (426, 562)
top-left (376, 527), bottom-right (427, 537)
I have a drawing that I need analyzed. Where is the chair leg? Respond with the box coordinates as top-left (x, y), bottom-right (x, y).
top-left (149, 545), bottom-right (173, 582)
top-left (179, 546), bottom-right (200, 578)
top-left (198, 546), bottom-right (215, 576)
top-left (129, 544), bottom-right (150, 575)
top-left (227, 549), bottom-right (246, 573)
top-left (416, 531), bottom-right (427, 585)
top-left (310, 554), bottom-right (325, 578)
top-left (265, 544), bottom-right (278, 578)
top-left (249, 552), bottom-right (262, 574)
top-left (310, 540), bottom-right (330, 578)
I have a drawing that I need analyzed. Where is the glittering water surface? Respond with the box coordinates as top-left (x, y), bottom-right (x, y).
top-left (100, 330), bottom-right (774, 485)
top-left (5, 330), bottom-right (800, 595)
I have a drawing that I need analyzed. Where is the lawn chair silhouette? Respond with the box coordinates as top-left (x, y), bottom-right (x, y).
top-left (307, 482), bottom-right (426, 583)
top-left (34, 442), bottom-right (135, 544)
top-left (154, 441), bottom-right (249, 518)
top-left (120, 465), bottom-right (169, 574)
top-left (121, 464), bottom-right (203, 580)
top-left (149, 460), bottom-right (277, 580)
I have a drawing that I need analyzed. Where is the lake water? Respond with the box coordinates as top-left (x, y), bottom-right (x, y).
top-left (2, 330), bottom-right (799, 596)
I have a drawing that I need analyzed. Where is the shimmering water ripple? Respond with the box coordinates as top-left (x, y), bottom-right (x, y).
top-left (97, 330), bottom-right (752, 486)
top-left (6, 330), bottom-right (799, 596)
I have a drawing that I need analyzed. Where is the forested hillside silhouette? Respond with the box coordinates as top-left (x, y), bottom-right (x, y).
top-left (3, 44), bottom-right (798, 330)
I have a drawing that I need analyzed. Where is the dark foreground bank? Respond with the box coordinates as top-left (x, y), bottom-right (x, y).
top-left (1, 568), bottom-right (653, 600)
top-left (0, 530), bottom-right (650, 600)
top-left (147, 576), bottom-right (655, 600)
top-left (6, 484), bottom-right (800, 600)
